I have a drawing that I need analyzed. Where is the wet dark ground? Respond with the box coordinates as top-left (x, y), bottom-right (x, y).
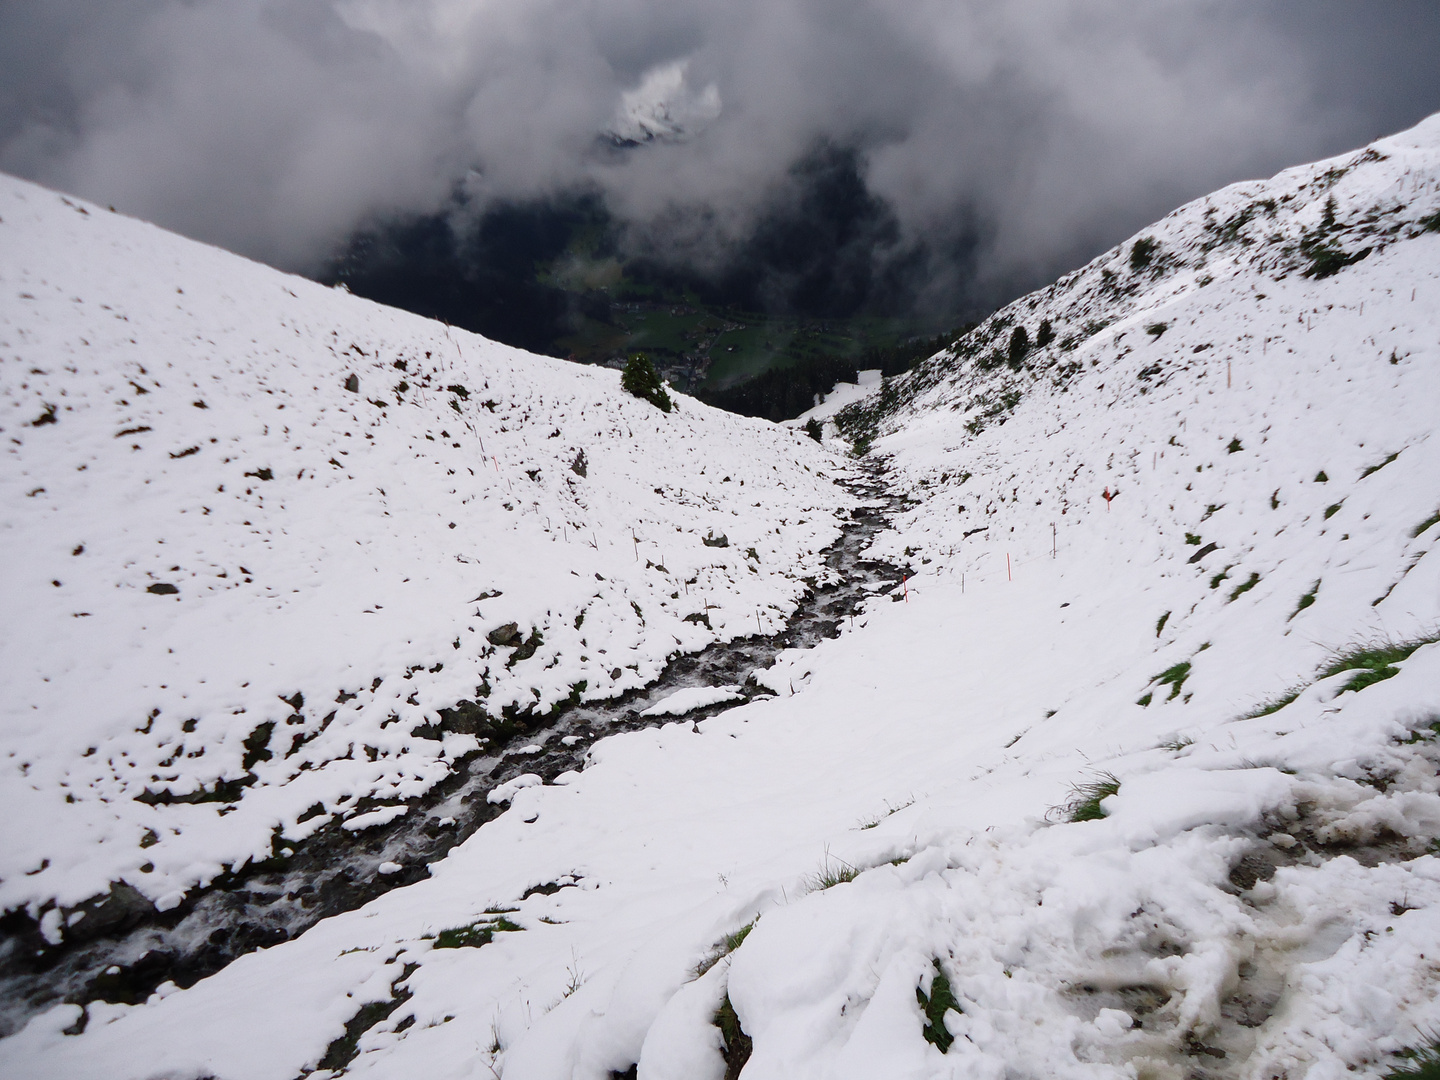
top-left (0, 466), bottom-right (905, 1038)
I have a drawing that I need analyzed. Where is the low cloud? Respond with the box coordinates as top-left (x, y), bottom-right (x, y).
top-left (3, 0), bottom-right (1437, 312)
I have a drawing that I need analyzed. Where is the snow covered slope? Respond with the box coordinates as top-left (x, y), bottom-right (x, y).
top-left (0, 175), bottom-right (848, 922)
top-left (6, 118), bottom-right (1440, 1080)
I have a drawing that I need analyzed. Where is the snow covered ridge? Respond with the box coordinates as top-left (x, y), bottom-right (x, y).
top-left (7, 121), bottom-right (1440, 1080)
top-left (0, 173), bottom-right (850, 919)
top-left (834, 112), bottom-right (1440, 454)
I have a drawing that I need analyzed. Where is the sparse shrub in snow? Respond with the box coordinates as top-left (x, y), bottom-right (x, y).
top-left (1129, 235), bottom-right (1158, 270)
top-left (1050, 772), bottom-right (1120, 822)
top-left (1006, 325), bottom-right (1030, 369)
top-left (621, 352), bottom-right (672, 412)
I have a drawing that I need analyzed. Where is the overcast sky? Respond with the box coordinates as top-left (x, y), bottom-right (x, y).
top-left (5, 0), bottom-right (1439, 303)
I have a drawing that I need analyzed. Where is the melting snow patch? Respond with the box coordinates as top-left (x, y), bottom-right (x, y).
top-left (341, 805), bottom-right (409, 832)
top-left (488, 773), bottom-right (544, 804)
top-left (640, 685), bottom-right (743, 716)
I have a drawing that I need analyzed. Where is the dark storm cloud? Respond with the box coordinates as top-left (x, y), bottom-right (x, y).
top-left (4, 0), bottom-right (1439, 310)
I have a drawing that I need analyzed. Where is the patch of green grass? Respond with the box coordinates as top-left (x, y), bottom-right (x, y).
top-left (432, 916), bottom-right (523, 949)
top-left (1315, 470), bottom-right (1329, 483)
top-left (858, 797), bottom-right (915, 829)
top-left (1242, 686), bottom-right (1305, 719)
top-left (1155, 661), bottom-right (1192, 700)
top-left (696, 920), bottom-right (757, 976)
top-left (1054, 772), bottom-right (1121, 822)
top-left (1136, 692), bottom-right (1153, 707)
top-left (714, 994), bottom-right (753, 1078)
top-left (916, 960), bottom-right (959, 1052)
top-left (1228, 571), bottom-right (1261, 602)
top-left (1413, 509), bottom-right (1440, 539)
top-left (317, 963), bottom-right (417, 1072)
top-left (1145, 322), bottom-right (1168, 338)
top-left (1159, 736), bottom-right (1194, 752)
top-left (722, 922), bottom-right (755, 954)
top-left (1386, 1038), bottom-right (1440, 1080)
top-left (1227, 437), bottom-right (1243, 453)
top-left (1324, 501), bottom-right (1344, 520)
top-left (1321, 634), bottom-right (1440, 694)
top-left (807, 851), bottom-right (861, 891)
top-left (1210, 569), bottom-right (1230, 589)
top-left (1289, 580), bottom-right (1320, 621)
top-left (1360, 451), bottom-right (1400, 479)
top-left (1155, 611), bottom-right (1171, 637)
top-left (1241, 632), bottom-right (1438, 718)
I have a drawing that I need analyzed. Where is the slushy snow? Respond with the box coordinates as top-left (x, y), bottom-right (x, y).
top-left (5, 113), bottom-right (1440, 1080)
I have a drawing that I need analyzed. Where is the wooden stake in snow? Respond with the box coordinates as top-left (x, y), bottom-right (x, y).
top-left (1227, 361), bottom-right (1232, 389)
top-left (903, 575), bottom-right (908, 602)
top-left (1052, 522), bottom-right (1057, 558)
top-left (1102, 487), bottom-right (1116, 511)
top-left (1006, 554), bottom-right (1012, 581)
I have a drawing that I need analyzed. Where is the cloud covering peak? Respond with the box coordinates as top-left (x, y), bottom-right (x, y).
top-left (3, 0), bottom-right (1438, 310)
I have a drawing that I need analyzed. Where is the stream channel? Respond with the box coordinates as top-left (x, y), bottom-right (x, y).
top-left (0, 466), bottom-right (907, 1039)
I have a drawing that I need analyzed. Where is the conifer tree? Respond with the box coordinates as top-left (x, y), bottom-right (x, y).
top-left (621, 352), bottom-right (672, 412)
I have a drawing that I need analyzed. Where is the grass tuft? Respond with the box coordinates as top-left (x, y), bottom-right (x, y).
top-left (1414, 509), bottom-right (1440, 539)
top-left (1052, 772), bottom-right (1121, 823)
top-left (695, 920), bottom-right (757, 976)
top-left (808, 852), bottom-right (861, 891)
top-left (1228, 571), bottom-right (1261, 602)
top-left (1387, 1037), bottom-right (1440, 1080)
top-left (1359, 451), bottom-right (1400, 479)
top-left (714, 994), bottom-right (753, 1079)
top-left (1320, 634), bottom-right (1440, 694)
top-left (916, 960), bottom-right (960, 1052)
top-left (858, 797), bottom-right (915, 829)
top-left (1154, 661), bottom-right (1192, 700)
top-left (1242, 632), bottom-right (1440, 719)
top-left (1289, 580), bottom-right (1320, 621)
top-left (1242, 686), bottom-right (1304, 719)
top-left (433, 916), bottom-right (523, 950)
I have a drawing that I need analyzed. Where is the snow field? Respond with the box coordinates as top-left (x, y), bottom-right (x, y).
top-left (6, 117), bottom-right (1440, 1080)
top-left (0, 174), bottom-right (851, 918)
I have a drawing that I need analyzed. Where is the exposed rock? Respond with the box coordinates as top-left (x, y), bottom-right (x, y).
top-left (487, 622), bottom-right (522, 647)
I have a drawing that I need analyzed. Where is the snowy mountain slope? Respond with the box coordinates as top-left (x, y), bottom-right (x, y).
top-left (6, 120), bottom-right (1440, 1080)
top-left (0, 174), bottom-right (850, 924)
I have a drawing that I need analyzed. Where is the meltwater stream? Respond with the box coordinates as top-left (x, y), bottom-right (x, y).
top-left (0, 466), bottom-right (906, 1038)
